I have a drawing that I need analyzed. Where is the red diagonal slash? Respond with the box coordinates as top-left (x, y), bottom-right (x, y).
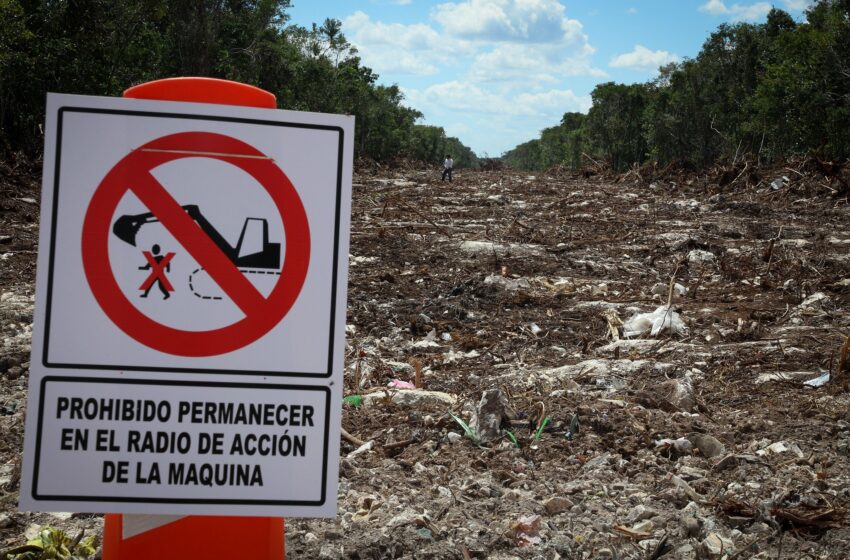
top-left (126, 163), bottom-right (268, 318)
top-left (139, 251), bottom-right (175, 292)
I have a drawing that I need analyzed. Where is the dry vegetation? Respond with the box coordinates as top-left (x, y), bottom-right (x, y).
top-left (1, 157), bottom-right (850, 558)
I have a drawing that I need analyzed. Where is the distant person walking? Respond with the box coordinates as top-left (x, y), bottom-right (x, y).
top-left (442, 155), bottom-right (453, 182)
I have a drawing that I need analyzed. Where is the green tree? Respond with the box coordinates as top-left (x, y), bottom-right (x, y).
top-left (502, 111), bottom-right (585, 171)
top-left (748, 1), bottom-right (850, 159)
top-left (585, 82), bottom-right (648, 170)
top-left (502, 139), bottom-right (543, 170)
top-left (508, 1), bottom-right (850, 169)
top-left (0, 0), bottom-right (476, 162)
top-left (405, 125), bottom-right (477, 168)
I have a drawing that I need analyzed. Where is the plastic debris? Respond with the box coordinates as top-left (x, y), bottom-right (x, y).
top-left (797, 292), bottom-right (829, 313)
top-left (655, 437), bottom-right (693, 454)
top-left (804, 371), bottom-right (830, 387)
top-left (756, 441), bottom-right (804, 458)
top-left (770, 176), bottom-right (789, 191)
top-left (623, 305), bottom-right (687, 338)
top-left (484, 273), bottom-right (531, 291)
top-left (343, 395), bottom-right (363, 408)
top-left (688, 249), bottom-right (716, 264)
top-left (346, 440), bottom-right (374, 459)
top-left (388, 379), bottom-right (416, 389)
top-left (361, 389), bottom-right (457, 408)
top-left (650, 282), bottom-right (687, 298)
top-left (412, 328), bottom-right (440, 348)
top-left (756, 371), bottom-right (816, 384)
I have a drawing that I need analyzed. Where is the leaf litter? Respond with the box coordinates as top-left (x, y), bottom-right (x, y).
top-left (1, 159), bottom-right (850, 558)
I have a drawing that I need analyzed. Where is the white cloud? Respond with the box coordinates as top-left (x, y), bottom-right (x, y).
top-left (393, 0), bottom-right (413, 5)
top-left (406, 82), bottom-right (589, 117)
top-left (700, 0), bottom-right (729, 14)
top-left (357, 49), bottom-right (439, 76)
top-left (610, 45), bottom-right (679, 71)
top-left (783, 0), bottom-right (812, 10)
top-left (627, 7), bottom-right (638, 14)
top-left (343, 11), bottom-right (472, 75)
top-left (732, 3), bottom-right (772, 21)
top-left (340, 2), bottom-right (603, 155)
top-left (431, 1), bottom-right (603, 85)
top-left (406, 81), bottom-right (512, 114)
top-left (699, 0), bottom-right (772, 22)
top-left (432, 0), bottom-right (584, 43)
top-left (405, 81), bottom-right (593, 155)
top-left (446, 122), bottom-right (471, 135)
top-left (469, 42), bottom-right (603, 84)
top-left (344, 3), bottom-right (603, 83)
top-left (514, 90), bottom-right (592, 115)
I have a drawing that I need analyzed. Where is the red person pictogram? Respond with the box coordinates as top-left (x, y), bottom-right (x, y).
top-left (139, 244), bottom-right (175, 299)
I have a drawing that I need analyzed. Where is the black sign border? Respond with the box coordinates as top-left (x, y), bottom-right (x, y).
top-left (42, 106), bottom-right (345, 378)
top-left (33, 376), bottom-right (331, 507)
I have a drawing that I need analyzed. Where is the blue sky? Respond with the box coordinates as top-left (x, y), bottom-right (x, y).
top-left (288, 0), bottom-right (814, 157)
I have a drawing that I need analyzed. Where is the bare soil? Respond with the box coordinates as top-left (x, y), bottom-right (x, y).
top-left (1, 158), bottom-right (849, 559)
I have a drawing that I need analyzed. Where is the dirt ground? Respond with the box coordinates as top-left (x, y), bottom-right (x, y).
top-left (1, 156), bottom-right (849, 559)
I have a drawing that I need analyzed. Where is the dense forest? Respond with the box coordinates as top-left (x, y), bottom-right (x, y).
top-left (3, 1), bottom-right (848, 173)
top-left (503, 1), bottom-right (850, 171)
top-left (0, 0), bottom-right (478, 167)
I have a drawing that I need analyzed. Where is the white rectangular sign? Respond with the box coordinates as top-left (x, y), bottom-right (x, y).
top-left (20, 93), bottom-right (353, 516)
top-left (34, 378), bottom-right (329, 503)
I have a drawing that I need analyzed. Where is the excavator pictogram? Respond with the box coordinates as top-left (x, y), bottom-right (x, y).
top-left (112, 205), bottom-right (281, 300)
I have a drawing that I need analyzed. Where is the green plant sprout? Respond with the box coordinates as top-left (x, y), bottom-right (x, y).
top-left (533, 416), bottom-right (551, 442)
top-left (448, 412), bottom-right (480, 445)
top-left (1, 527), bottom-right (96, 560)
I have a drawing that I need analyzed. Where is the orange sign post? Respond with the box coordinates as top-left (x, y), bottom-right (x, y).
top-left (103, 514), bottom-right (284, 559)
top-left (101, 76), bottom-right (285, 560)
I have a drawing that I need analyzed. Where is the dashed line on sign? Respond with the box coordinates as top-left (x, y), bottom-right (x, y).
top-left (189, 268), bottom-right (282, 301)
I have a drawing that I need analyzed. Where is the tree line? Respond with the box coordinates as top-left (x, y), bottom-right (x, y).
top-left (0, 0), bottom-right (477, 167)
top-left (503, 1), bottom-right (850, 171)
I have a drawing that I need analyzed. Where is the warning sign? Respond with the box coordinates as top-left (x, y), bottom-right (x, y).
top-left (20, 93), bottom-right (352, 517)
top-left (82, 131), bottom-right (310, 357)
top-left (32, 377), bottom-right (330, 506)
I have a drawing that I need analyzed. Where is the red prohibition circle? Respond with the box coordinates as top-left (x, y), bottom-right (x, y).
top-left (82, 131), bottom-right (310, 357)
